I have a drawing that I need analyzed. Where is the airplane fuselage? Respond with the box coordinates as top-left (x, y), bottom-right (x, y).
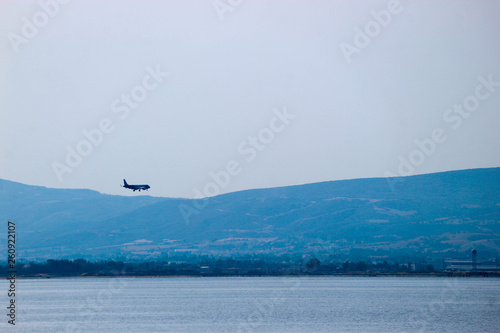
top-left (122, 179), bottom-right (150, 192)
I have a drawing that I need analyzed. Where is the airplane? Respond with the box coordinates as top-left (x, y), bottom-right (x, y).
top-left (121, 179), bottom-right (150, 192)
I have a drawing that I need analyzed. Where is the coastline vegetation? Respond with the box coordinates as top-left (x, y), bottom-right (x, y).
top-left (1, 256), bottom-right (496, 278)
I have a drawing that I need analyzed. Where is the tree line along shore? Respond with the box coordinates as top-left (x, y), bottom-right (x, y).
top-left (1, 257), bottom-right (497, 278)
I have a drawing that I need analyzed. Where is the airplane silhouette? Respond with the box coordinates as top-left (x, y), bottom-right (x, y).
top-left (122, 179), bottom-right (150, 192)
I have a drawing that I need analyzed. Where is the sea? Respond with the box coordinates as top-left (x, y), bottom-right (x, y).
top-left (1, 276), bottom-right (499, 332)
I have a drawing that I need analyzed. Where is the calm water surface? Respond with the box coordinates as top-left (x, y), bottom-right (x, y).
top-left (0, 276), bottom-right (499, 332)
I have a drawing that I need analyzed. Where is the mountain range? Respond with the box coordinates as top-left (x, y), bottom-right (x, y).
top-left (1, 168), bottom-right (499, 261)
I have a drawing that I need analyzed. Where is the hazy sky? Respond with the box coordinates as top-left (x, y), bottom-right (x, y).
top-left (1, 0), bottom-right (499, 198)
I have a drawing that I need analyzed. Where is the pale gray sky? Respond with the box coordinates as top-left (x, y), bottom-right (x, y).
top-left (1, 0), bottom-right (499, 198)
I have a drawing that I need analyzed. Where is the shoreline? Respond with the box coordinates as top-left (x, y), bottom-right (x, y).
top-left (5, 271), bottom-right (498, 279)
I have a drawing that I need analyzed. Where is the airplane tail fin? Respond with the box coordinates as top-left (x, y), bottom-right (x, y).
top-left (123, 179), bottom-right (128, 186)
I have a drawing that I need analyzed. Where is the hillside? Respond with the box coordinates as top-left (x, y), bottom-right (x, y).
top-left (1, 168), bottom-right (499, 260)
